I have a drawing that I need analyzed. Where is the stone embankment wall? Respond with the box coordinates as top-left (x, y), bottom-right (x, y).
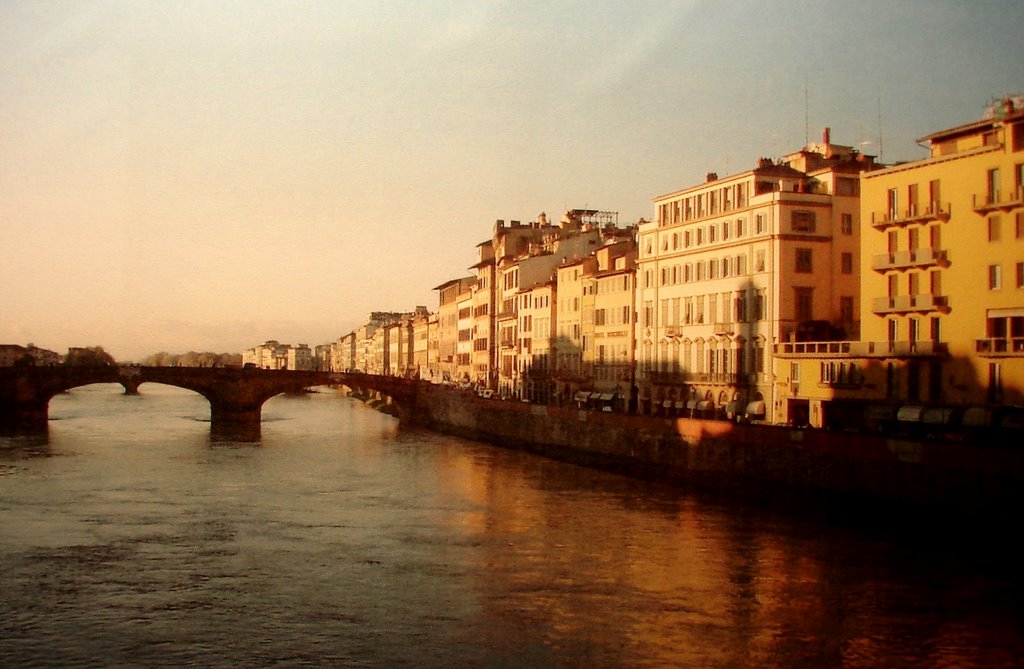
top-left (417, 389), bottom-right (1024, 523)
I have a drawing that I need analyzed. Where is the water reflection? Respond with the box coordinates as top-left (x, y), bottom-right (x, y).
top-left (0, 386), bottom-right (1020, 667)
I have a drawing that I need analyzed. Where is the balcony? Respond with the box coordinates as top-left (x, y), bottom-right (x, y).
top-left (871, 247), bottom-right (948, 272)
top-left (776, 339), bottom-right (948, 358)
top-left (850, 340), bottom-right (948, 357)
top-left (973, 186), bottom-right (1024, 213)
top-left (645, 370), bottom-right (753, 386)
top-left (713, 320), bottom-right (736, 335)
top-left (976, 337), bottom-right (1024, 356)
top-left (871, 294), bottom-right (948, 315)
top-left (774, 341), bottom-right (852, 357)
top-left (870, 202), bottom-right (951, 230)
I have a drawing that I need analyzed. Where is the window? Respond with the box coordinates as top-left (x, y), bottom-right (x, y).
top-left (755, 250), bottom-right (765, 272)
top-left (735, 292), bottom-right (748, 322)
top-left (841, 213), bottom-right (853, 235)
top-left (736, 219), bottom-right (744, 236)
top-left (1017, 262), bottom-right (1024, 289)
top-left (990, 264), bottom-right (1003, 290)
top-left (792, 210), bottom-right (816, 232)
top-left (794, 287), bottom-right (813, 322)
top-left (888, 319), bottom-right (898, 342)
top-left (929, 179), bottom-right (941, 213)
top-left (989, 215), bottom-right (1002, 242)
top-left (722, 221), bottom-right (730, 240)
top-left (709, 225), bottom-right (717, 243)
top-left (796, 248), bottom-right (813, 273)
top-left (1017, 213), bottom-right (1024, 239)
top-left (684, 231), bottom-right (692, 247)
top-left (887, 188), bottom-right (899, 219)
top-left (988, 363), bottom-right (1003, 403)
top-left (987, 168), bottom-right (1001, 204)
top-left (755, 214), bottom-right (766, 234)
top-left (840, 252), bottom-right (853, 274)
top-left (840, 297), bottom-right (854, 323)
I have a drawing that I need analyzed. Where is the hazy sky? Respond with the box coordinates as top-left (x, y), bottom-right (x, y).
top-left (2, 1), bottom-right (1022, 360)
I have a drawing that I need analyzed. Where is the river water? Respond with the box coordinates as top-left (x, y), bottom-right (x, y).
top-left (1, 383), bottom-right (1021, 668)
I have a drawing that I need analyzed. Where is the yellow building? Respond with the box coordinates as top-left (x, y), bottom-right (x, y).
top-left (636, 132), bottom-right (878, 421)
top-left (590, 240), bottom-right (637, 400)
top-left (776, 98), bottom-right (1024, 430)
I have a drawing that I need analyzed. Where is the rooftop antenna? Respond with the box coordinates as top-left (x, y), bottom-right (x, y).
top-left (876, 95), bottom-right (884, 163)
top-left (804, 82), bottom-right (809, 147)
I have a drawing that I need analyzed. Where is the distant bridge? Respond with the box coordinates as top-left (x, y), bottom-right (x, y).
top-left (0, 366), bottom-right (423, 438)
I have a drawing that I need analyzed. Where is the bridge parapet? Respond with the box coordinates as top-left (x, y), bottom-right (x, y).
top-left (1, 366), bottom-right (424, 435)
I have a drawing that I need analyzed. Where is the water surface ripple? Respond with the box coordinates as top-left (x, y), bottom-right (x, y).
top-left (1, 384), bottom-right (1021, 667)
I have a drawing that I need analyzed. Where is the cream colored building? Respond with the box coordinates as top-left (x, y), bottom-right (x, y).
top-left (636, 131), bottom-right (879, 421)
top-left (518, 281), bottom-right (556, 403)
top-left (433, 277), bottom-right (475, 383)
top-left (590, 241), bottom-right (638, 400)
top-left (775, 98), bottom-right (1024, 430)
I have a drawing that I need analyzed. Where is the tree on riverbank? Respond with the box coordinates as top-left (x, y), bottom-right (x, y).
top-left (139, 351), bottom-right (242, 367)
top-left (64, 346), bottom-right (116, 366)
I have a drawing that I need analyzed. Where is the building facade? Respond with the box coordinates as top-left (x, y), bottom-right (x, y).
top-left (635, 132), bottom-right (878, 421)
top-left (776, 99), bottom-right (1024, 430)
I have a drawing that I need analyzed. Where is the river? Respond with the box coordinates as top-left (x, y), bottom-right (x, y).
top-left (1, 383), bottom-right (1021, 667)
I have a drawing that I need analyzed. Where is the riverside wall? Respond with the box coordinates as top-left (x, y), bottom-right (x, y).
top-left (416, 388), bottom-right (1024, 528)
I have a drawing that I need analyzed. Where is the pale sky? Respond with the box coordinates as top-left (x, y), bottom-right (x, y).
top-left (2, 1), bottom-right (1022, 361)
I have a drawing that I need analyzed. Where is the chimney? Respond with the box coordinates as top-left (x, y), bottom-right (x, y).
top-left (822, 127), bottom-right (831, 145)
top-left (706, 172), bottom-right (718, 182)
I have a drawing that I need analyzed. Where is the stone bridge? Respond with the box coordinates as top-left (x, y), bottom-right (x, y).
top-left (0, 366), bottom-right (424, 437)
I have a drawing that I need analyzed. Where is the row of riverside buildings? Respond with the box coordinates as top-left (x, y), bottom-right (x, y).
top-left (268, 98), bottom-right (1024, 432)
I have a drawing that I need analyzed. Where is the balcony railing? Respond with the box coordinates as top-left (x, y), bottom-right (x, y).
top-left (645, 370), bottom-right (753, 386)
top-left (774, 341), bottom-right (852, 356)
top-left (713, 321), bottom-right (736, 335)
top-left (775, 340), bottom-right (948, 358)
top-left (976, 337), bottom-right (1024, 356)
top-left (871, 202), bottom-right (951, 229)
top-left (871, 294), bottom-right (948, 314)
top-left (870, 247), bottom-right (948, 272)
top-left (973, 186), bottom-right (1024, 213)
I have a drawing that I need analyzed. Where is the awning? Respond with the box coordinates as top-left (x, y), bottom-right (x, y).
top-left (686, 400), bottom-right (698, 410)
top-left (744, 401), bottom-right (766, 416)
top-left (1000, 411), bottom-right (1024, 430)
top-left (589, 392), bottom-right (603, 400)
top-left (897, 405), bottom-right (925, 422)
top-left (987, 307), bottom-right (1024, 318)
top-left (865, 405), bottom-right (897, 421)
top-left (662, 399), bottom-right (673, 407)
top-left (961, 406), bottom-right (992, 427)
top-left (674, 401), bottom-right (685, 409)
top-left (599, 393), bottom-right (614, 401)
top-left (725, 401), bottom-right (740, 414)
top-left (696, 400), bottom-right (712, 411)
top-left (922, 407), bottom-right (955, 425)
top-left (573, 391), bottom-right (590, 402)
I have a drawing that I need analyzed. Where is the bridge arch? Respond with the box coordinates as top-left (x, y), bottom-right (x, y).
top-left (2, 366), bottom-right (423, 437)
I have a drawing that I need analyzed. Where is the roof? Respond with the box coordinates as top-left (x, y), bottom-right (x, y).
top-left (917, 103), bottom-right (1024, 144)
